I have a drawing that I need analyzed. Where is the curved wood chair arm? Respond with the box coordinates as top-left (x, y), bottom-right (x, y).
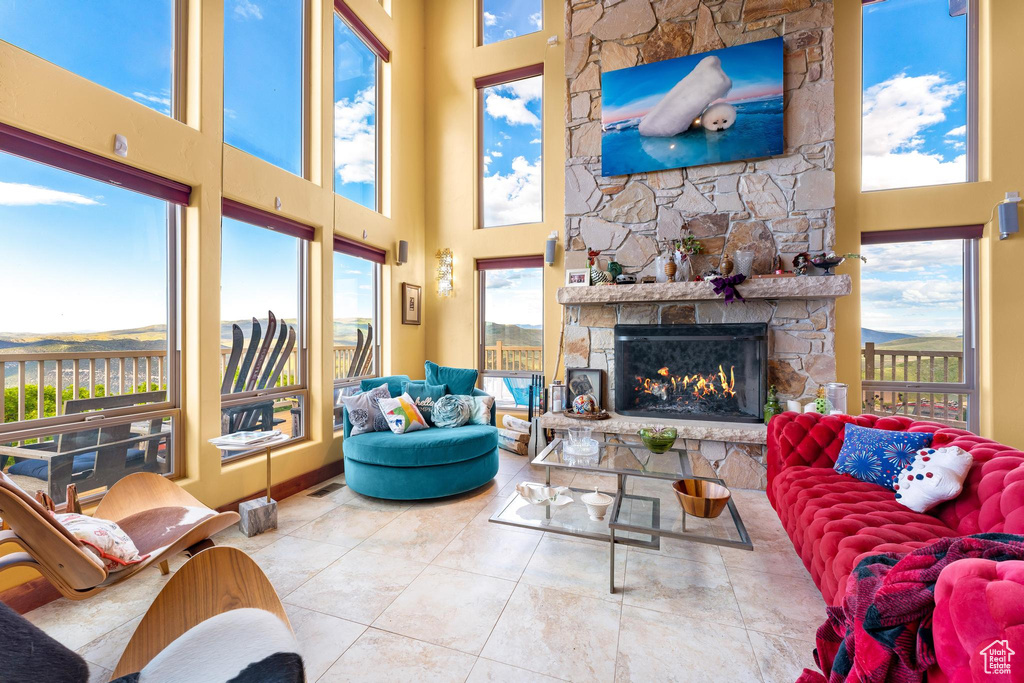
top-left (111, 546), bottom-right (290, 679)
top-left (93, 472), bottom-right (210, 522)
top-left (0, 550), bottom-right (39, 573)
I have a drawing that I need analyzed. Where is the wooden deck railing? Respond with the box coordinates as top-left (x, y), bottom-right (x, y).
top-left (860, 343), bottom-right (968, 428)
top-left (483, 342), bottom-right (543, 372)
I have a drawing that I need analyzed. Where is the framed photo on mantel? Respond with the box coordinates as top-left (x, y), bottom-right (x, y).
top-left (401, 283), bottom-right (421, 325)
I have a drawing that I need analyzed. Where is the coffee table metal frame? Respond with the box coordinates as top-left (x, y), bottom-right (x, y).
top-left (489, 436), bottom-right (753, 593)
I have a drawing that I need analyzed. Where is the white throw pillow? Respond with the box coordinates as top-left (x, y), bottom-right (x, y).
top-left (378, 393), bottom-right (430, 434)
top-left (893, 446), bottom-right (973, 513)
top-left (54, 513), bottom-right (147, 572)
top-left (469, 396), bottom-right (494, 425)
top-left (342, 384), bottom-right (391, 436)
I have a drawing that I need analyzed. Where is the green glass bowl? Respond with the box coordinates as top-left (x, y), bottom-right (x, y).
top-left (638, 427), bottom-right (678, 454)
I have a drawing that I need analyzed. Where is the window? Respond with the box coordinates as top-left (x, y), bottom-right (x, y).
top-left (333, 9), bottom-right (382, 210)
top-left (862, 0), bottom-right (974, 191)
top-left (481, 0), bottom-right (543, 45)
top-left (332, 237), bottom-right (384, 429)
top-left (0, 1), bottom-right (177, 117)
top-left (0, 127), bottom-right (186, 506)
top-left (219, 202), bottom-right (310, 459)
top-left (478, 258), bottom-right (544, 409)
top-left (859, 226), bottom-right (980, 430)
top-left (224, 0), bottom-right (305, 175)
top-left (478, 67), bottom-right (544, 228)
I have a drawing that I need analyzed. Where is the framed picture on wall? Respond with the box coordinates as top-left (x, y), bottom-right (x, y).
top-left (567, 368), bottom-right (603, 408)
top-left (401, 283), bottom-right (421, 325)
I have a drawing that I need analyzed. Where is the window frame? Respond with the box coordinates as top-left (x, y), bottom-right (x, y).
top-left (331, 242), bottom-right (384, 412)
top-left (477, 256), bottom-right (545, 408)
top-left (218, 201), bottom-right (312, 463)
top-left (0, 130), bottom-right (187, 498)
top-left (476, 65), bottom-right (545, 230)
top-left (859, 226), bottom-right (980, 430)
top-left (332, 3), bottom-right (386, 211)
top-left (860, 0), bottom-right (978, 192)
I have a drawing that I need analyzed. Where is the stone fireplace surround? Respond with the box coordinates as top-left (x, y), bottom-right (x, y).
top-left (540, 276), bottom-right (850, 489)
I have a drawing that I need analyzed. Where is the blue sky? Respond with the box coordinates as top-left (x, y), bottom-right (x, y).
top-left (334, 15), bottom-right (377, 210)
top-left (482, 76), bottom-right (543, 227)
top-left (862, 0), bottom-right (968, 191)
top-left (224, 0), bottom-right (304, 176)
top-left (0, 152), bottom-right (168, 335)
top-left (334, 252), bottom-right (374, 322)
top-left (0, 0), bottom-right (174, 115)
top-left (221, 217), bottom-right (301, 327)
top-left (483, 0), bottom-right (542, 45)
top-left (484, 268), bottom-right (543, 327)
top-left (602, 38), bottom-right (784, 124)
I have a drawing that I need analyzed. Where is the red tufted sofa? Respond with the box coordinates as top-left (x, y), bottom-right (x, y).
top-left (768, 412), bottom-right (1024, 680)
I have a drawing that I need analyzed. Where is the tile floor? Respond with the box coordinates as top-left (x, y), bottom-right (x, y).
top-left (27, 450), bottom-right (826, 682)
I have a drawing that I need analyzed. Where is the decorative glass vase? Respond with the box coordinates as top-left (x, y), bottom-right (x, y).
top-left (732, 250), bottom-right (755, 278)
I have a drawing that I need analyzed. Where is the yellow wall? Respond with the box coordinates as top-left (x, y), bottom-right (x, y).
top-left (0, 0), bottom-right (426, 591)
top-left (423, 0), bottom-right (566, 392)
top-left (834, 0), bottom-right (1024, 448)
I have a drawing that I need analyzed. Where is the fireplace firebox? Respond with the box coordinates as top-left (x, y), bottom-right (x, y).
top-left (614, 323), bottom-right (768, 423)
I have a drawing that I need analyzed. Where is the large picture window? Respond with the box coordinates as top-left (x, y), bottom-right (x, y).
top-left (0, 128), bottom-right (186, 506)
top-left (333, 8), bottom-right (382, 211)
top-left (478, 257), bottom-right (544, 409)
top-left (224, 0), bottom-right (305, 175)
top-left (0, 1), bottom-right (178, 117)
top-left (481, 0), bottom-right (543, 45)
top-left (862, 0), bottom-right (974, 191)
top-left (332, 237), bottom-right (384, 429)
top-left (219, 202), bottom-right (310, 459)
top-left (477, 67), bottom-right (544, 228)
top-left (860, 226), bottom-right (980, 430)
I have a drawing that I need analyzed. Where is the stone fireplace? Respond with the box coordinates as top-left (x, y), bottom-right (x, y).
top-left (615, 322), bottom-right (767, 423)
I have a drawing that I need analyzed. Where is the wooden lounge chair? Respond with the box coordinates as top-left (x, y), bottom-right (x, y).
top-left (0, 470), bottom-right (238, 600)
top-left (112, 546), bottom-right (293, 678)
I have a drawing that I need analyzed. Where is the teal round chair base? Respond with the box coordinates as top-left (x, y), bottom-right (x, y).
top-left (343, 448), bottom-right (499, 501)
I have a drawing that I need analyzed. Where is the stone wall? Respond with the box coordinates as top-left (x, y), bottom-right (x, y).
top-left (564, 0), bottom-right (836, 277)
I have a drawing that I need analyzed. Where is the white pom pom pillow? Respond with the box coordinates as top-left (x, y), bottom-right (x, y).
top-left (893, 446), bottom-right (973, 513)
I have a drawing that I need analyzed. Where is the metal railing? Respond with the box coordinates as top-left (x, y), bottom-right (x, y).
top-left (1, 350), bottom-right (169, 423)
top-left (482, 342), bottom-right (543, 373)
top-left (860, 343), bottom-right (969, 428)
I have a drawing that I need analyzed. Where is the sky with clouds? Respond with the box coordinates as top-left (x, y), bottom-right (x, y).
top-left (482, 76), bottom-right (544, 227)
top-left (484, 267), bottom-right (543, 328)
top-left (482, 0), bottom-right (543, 45)
top-left (862, 0), bottom-right (968, 191)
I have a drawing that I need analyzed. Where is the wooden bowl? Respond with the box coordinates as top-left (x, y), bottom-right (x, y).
top-left (672, 479), bottom-right (731, 519)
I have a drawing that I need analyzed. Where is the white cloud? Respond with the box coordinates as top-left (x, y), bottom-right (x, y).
top-left (862, 73), bottom-right (967, 191)
top-left (945, 125), bottom-right (967, 137)
top-left (483, 11), bottom-right (497, 26)
top-left (483, 156), bottom-right (542, 227)
top-left (491, 150), bottom-right (503, 157)
top-left (530, 138), bottom-right (542, 144)
top-left (529, 12), bottom-right (543, 29)
top-left (484, 79), bottom-right (542, 128)
top-left (862, 240), bottom-right (963, 272)
top-left (504, 29), bottom-right (517, 39)
top-left (131, 91), bottom-right (171, 113)
top-left (483, 155), bottom-right (492, 168)
top-left (334, 86), bottom-right (376, 185)
top-left (234, 0), bottom-right (263, 20)
top-left (0, 182), bottom-right (99, 207)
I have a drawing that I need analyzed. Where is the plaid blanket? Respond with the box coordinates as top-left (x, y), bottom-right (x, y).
top-left (798, 533), bottom-right (1024, 683)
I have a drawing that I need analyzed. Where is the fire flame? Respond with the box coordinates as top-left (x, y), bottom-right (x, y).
top-left (635, 365), bottom-right (737, 400)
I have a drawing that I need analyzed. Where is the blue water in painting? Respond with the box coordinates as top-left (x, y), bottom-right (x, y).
top-left (600, 95), bottom-right (785, 177)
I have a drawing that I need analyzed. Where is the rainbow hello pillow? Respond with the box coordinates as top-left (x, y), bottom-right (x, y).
top-left (379, 393), bottom-right (429, 434)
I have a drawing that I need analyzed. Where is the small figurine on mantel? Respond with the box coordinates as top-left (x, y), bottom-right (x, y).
top-left (763, 385), bottom-right (781, 425)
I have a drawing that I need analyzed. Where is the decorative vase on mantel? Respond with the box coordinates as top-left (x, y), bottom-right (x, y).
top-left (663, 259), bottom-right (677, 280)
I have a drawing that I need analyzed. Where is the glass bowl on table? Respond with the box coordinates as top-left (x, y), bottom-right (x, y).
top-left (563, 426), bottom-right (599, 466)
top-left (638, 427), bottom-right (678, 454)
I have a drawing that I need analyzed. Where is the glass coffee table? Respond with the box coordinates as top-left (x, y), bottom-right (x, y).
top-left (490, 437), bottom-right (753, 593)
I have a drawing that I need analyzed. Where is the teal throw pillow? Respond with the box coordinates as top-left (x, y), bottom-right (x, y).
top-left (433, 394), bottom-right (472, 429)
top-left (424, 361), bottom-right (478, 396)
top-left (361, 375), bottom-right (411, 398)
top-left (402, 382), bottom-right (447, 425)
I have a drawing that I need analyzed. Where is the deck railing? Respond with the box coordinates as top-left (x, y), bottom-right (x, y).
top-left (860, 343), bottom-right (968, 429)
top-left (482, 342), bottom-right (543, 373)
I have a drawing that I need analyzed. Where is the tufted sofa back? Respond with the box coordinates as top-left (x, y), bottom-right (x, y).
top-left (767, 412), bottom-right (1024, 535)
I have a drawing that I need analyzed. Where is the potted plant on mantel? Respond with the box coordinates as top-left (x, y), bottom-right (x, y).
top-left (659, 233), bottom-right (703, 282)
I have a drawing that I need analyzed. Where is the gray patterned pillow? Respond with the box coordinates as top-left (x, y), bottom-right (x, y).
top-left (342, 384), bottom-right (391, 436)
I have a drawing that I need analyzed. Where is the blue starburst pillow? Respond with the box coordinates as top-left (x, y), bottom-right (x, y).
top-left (834, 424), bottom-right (934, 490)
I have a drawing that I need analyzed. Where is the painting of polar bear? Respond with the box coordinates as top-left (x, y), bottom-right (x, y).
top-left (601, 38), bottom-right (784, 176)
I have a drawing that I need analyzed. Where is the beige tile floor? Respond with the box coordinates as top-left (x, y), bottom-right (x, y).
top-left (29, 450), bottom-right (826, 683)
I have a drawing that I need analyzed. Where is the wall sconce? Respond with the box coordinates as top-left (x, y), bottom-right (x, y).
top-left (545, 231), bottom-right (558, 266)
top-left (396, 240), bottom-right (408, 265)
top-left (436, 248), bottom-right (454, 297)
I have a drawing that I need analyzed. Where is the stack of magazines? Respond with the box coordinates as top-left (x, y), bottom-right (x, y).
top-left (210, 430), bottom-right (285, 448)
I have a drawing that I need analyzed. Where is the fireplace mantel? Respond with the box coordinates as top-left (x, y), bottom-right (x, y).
top-left (556, 275), bottom-right (851, 306)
